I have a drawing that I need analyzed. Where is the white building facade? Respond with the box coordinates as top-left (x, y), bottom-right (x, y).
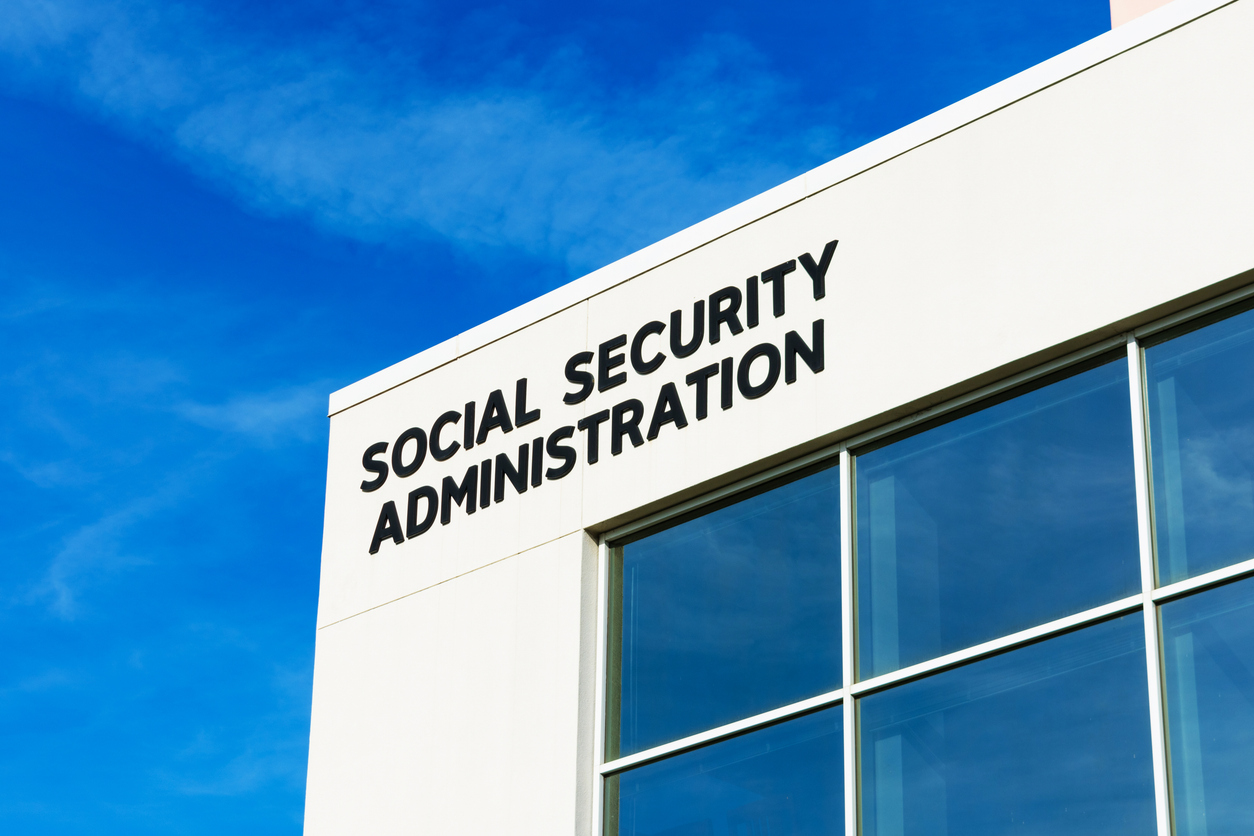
top-left (305, 1), bottom-right (1254, 832)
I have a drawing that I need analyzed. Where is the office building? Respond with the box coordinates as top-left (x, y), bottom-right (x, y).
top-left (305, 1), bottom-right (1254, 832)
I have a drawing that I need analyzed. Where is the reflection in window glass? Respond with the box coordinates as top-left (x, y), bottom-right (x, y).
top-left (859, 615), bottom-right (1154, 836)
top-left (1146, 307), bottom-right (1254, 584)
top-left (610, 465), bottom-right (841, 758)
top-left (607, 707), bottom-right (843, 836)
top-left (1162, 576), bottom-right (1254, 836)
top-left (855, 358), bottom-right (1139, 679)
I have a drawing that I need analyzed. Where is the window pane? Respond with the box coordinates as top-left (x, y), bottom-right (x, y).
top-left (855, 358), bottom-right (1139, 679)
top-left (1161, 575), bottom-right (1254, 836)
top-left (859, 615), bottom-right (1154, 836)
top-left (610, 465), bottom-right (841, 758)
top-left (607, 707), bottom-right (843, 836)
top-left (1146, 307), bottom-right (1254, 584)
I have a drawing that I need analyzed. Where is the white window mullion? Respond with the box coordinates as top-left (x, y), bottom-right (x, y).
top-left (593, 540), bottom-right (610, 836)
top-left (1127, 334), bottom-right (1173, 836)
top-left (840, 446), bottom-right (858, 836)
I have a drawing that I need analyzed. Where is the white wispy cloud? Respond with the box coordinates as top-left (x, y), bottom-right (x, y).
top-left (11, 378), bottom-right (324, 617)
top-left (165, 736), bottom-right (306, 797)
top-left (0, 667), bottom-right (78, 696)
top-left (0, 0), bottom-right (838, 275)
top-left (34, 489), bottom-right (166, 619)
top-left (174, 384), bottom-right (327, 445)
top-left (0, 304), bottom-right (325, 616)
top-left (162, 657), bottom-right (314, 798)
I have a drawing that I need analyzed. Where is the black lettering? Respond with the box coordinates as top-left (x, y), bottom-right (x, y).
top-left (563, 351), bottom-right (595, 405)
top-left (494, 444), bottom-right (530, 503)
top-left (630, 321), bottom-right (666, 375)
top-left (441, 465), bottom-right (479, 525)
top-left (530, 436), bottom-right (544, 487)
top-left (799, 240), bottom-right (838, 300)
top-left (760, 259), bottom-right (796, 317)
top-left (746, 275), bottom-right (760, 329)
top-left (430, 410), bottom-right (462, 461)
top-left (361, 441), bottom-right (389, 492)
top-left (369, 501), bottom-right (404, 554)
top-left (709, 286), bottom-right (744, 345)
top-left (647, 382), bottom-right (689, 440)
top-left (577, 410), bottom-right (611, 464)
top-left (391, 428), bottom-right (427, 478)
top-left (476, 388), bottom-right (513, 444)
top-left (514, 378), bottom-right (541, 427)
top-left (479, 459), bottom-right (492, 509)
top-left (670, 301), bottom-right (705, 358)
top-left (721, 357), bottom-right (734, 410)
top-left (406, 486), bottom-right (438, 538)
top-left (738, 343), bottom-right (782, 399)
top-left (463, 400), bottom-right (476, 450)
top-left (685, 363), bottom-right (719, 421)
top-left (546, 426), bottom-right (577, 480)
top-left (598, 334), bottom-right (628, 392)
top-left (785, 319), bottom-right (825, 383)
top-left (611, 399), bottom-right (645, 455)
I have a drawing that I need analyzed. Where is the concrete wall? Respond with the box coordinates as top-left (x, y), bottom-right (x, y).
top-left (304, 1), bottom-right (1254, 832)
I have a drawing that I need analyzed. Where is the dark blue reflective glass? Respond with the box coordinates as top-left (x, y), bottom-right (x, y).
top-left (611, 465), bottom-right (841, 757)
top-left (1146, 307), bottom-right (1254, 584)
top-left (1161, 576), bottom-right (1254, 836)
top-left (859, 615), bottom-right (1154, 836)
top-left (607, 707), bottom-right (843, 836)
top-left (855, 359), bottom-right (1139, 679)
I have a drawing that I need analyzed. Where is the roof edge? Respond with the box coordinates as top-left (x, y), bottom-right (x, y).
top-left (329, 0), bottom-right (1234, 417)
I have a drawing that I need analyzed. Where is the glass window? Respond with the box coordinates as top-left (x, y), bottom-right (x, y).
top-left (1161, 575), bottom-right (1254, 836)
top-left (859, 615), bottom-right (1155, 836)
top-left (1146, 306), bottom-right (1254, 584)
top-left (606, 707), bottom-right (844, 836)
top-left (608, 465), bottom-right (841, 758)
top-left (600, 295), bottom-right (1254, 836)
top-left (855, 357), bottom-right (1140, 679)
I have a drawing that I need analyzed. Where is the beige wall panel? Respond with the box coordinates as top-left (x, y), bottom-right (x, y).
top-left (305, 532), bottom-right (596, 834)
top-left (318, 304), bottom-right (591, 627)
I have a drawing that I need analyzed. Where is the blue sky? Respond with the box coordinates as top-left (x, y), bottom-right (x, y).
top-left (0, 1), bottom-right (1110, 832)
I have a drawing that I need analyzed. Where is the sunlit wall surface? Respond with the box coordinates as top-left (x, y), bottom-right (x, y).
top-left (603, 299), bottom-right (1254, 835)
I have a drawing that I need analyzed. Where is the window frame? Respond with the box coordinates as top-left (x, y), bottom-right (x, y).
top-left (592, 281), bottom-right (1254, 836)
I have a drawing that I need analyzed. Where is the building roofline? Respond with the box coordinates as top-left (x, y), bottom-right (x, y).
top-left (329, 0), bottom-right (1233, 417)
